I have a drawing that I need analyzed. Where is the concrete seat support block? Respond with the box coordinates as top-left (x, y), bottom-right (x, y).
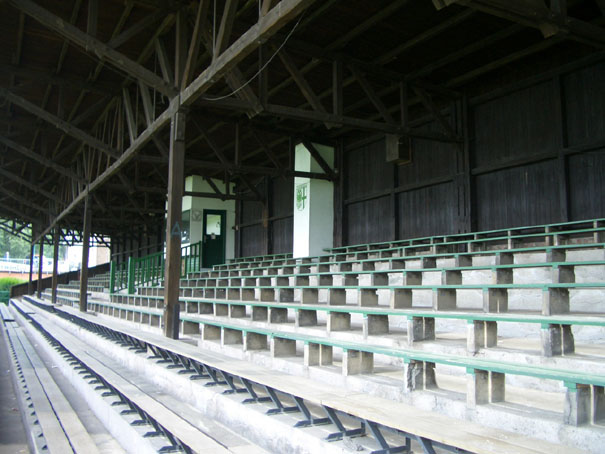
top-left (390, 288), bottom-right (413, 309)
top-left (407, 317), bottom-right (435, 345)
top-left (271, 337), bottom-right (296, 357)
top-left (277, 288), bottom-right (295, 302)
top-left (343, 349), bottom-right (373, 375)
top-left (327, 312), bottom-right (351, 332)
top-left (541, 323), bottom-right (575, 356)
top-left (251, 305), bottom-right (268, 321)
top-left (244, 332), bottom-right (268, 351)
top-left (296, 309), bottom-right (318, 327)
top-left (182, 320), bottom-right (200, 335)
top-left (222, 328), bottom-right (243, 346)
top-left (403, 360), bottom-right (436, 392)
top-left (301, 288), bottom-right (318, 304)
top-left (433, 288), bottom-right (456, 310)
top-left (259, 288), bottom-right (275, 302)
top-left (358, 288), bottom-right (378, 306)
top-left (214, 304), bottom-right (228, 317)
top-left (542, 287), bottom-right (569, 315)
top-left (483, 288), bottom-right (508, 313)
top-left (364, 314), bottom-right (389, 337)
top-left (564, 384), bottom-right (591, 425)
top-left (467, 320), bottom-right (497, 353)
top-left (229, 305), bottom-right (246, 318)
top-left (269, 307), bottom-right (288, 323)
top-left (467, 369), bottom-right (505, 407)
top-left (202, 324), bottom-right (221, 340)
top-left (327, 288), bottom-right (346, 305)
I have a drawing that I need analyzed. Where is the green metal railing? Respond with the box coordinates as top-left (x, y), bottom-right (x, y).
top-left (110, 241), bottom-right (202, 294)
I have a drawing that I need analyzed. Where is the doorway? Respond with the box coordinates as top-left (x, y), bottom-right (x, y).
top-left (202, 209), bottom-right (226, 268)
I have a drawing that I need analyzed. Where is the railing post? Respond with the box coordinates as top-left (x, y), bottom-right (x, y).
top-left (127, 257), bottom-right (135, 294)
top-left (109, 261), bottom-right (116, 294)
top-left (197, 241), bottom-right (202, 271)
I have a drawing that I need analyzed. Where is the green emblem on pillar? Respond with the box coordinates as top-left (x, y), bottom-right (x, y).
top-left (296, 183), bottom-right (308, 211)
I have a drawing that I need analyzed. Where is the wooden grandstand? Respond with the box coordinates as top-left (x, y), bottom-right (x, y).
top-left (1, 1), bottom-right (605, 453)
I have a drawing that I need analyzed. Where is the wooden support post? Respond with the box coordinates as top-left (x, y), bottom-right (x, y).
top-left (28, 240), bottom-right (35, 295)
top-left (163, 109), bottom-right (186, 339)
top-left (79, 195), bottom-right (91, 312)
top-left (37, 235), bottom-right (44, 298)
top-left (554, 75), bottom-right (569, 222)
top-left (51, 228), bottom-right (59, 305)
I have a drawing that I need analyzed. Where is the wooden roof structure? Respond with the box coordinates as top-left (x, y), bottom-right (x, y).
top-left (0, 0), bottom-right (604, 245)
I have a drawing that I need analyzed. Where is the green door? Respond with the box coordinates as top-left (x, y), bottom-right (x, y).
top-left (202, 209), bottom-right (226, 268)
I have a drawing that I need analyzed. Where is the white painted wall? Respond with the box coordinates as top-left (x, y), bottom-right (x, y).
top-left (293, 143), bottom-right (334, 258)
top-left (182, 176), bottom-right (236, 261)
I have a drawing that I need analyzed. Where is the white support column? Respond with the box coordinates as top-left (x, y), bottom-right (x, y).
top-left (293, 143), bottom-right (334, 258)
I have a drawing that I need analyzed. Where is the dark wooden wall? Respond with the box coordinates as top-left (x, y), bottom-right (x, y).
top-left (238, 177), bottom-right (293, 257)
top-left (235, 58), bottom-right (605, 256)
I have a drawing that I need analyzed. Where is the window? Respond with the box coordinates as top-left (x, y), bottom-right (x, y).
top-left (205, 214), bottom-right (221, 236)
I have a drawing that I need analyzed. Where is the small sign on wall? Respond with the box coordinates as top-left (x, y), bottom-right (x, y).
top-left (296, 182), bottom-right (308, 211)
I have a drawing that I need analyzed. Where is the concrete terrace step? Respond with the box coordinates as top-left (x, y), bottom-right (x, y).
top-left (12, 298), bottom-right (264, 454)
top-left (23, 297), bottom-right (594, 454)
top-left (1, 307), bottom-right (102, 454)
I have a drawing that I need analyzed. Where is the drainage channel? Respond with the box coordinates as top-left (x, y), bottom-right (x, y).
top-left (21, 295), bottom-right (471, 454)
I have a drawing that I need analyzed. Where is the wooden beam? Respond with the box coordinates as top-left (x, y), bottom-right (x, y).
top-left (184, 190), bottom-right (255, 201)
top-left (265, 103), bottom-right (459, 143)
top-left (138, 81), bottom-right (155, 127)
top-left (445, 0), bottom-right (605, 48)
top-left (33, 96), bottom-right (177, 243)
top-left (182, 0), bottom-right (209, 88)
top-left (412, 86), bottom-right (459, 141)
top-left (181, 0), bottom-right (318, 106)
top-left (376, 9), bottom-right (474, 65)
top-left (0, 185), bottom-right (50, 215)
top-left (214, 0), bottom-right (239, 58)
top-left (349, 65), bottom-right (395, 124)
top-left (301, 140), bottom-right (336, 180)
top-left (87, 0), bottom-right (98, 37)
top-left (0, 167), bottom-right (62, 203)
top-left (155, 38), bottom-right (175, 85)
top-left (8, 0), bottom-right (177, 97)
top-left (250, 129), bottom-right (282, 168)
top-left (190, 119), bottom-right (232, 167)
top-left (107, 8), bottom-right (168, 49)
top-left (0, 135), bottom-right (82, 182)
top-left (240, 174), bottom-right (263, 201)
top-left (332, 59), bottom-right (343, 118)
top-left (261, 0), bottom-right (274, 16)
top-left (0, 87), bottom-right (119, 159)
top-left (175, 8), bottom-right (189, 88)
top-left (122, 88), bottom-right (137, 144)
top-left (278, 48), bottom-right (331, 127)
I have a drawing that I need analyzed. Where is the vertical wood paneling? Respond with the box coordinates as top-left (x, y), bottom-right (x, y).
top-left (346, 197), bottom-right (391, 245)
top-left (475, 160), bottom-right (561, 230)
top-left (568, 150), bottom-right (605, 220)
top-left (346, 138), bottom-right (391, 199)
top-left (241, 224), bottom-right (264, 257)
top-left (473, 81), bottom-right (557, 168)
top-left (563, 62), bottom-right (605, 146)
top-left (272, 217), bottom-right (293, 253)
top-left (397, 182), bottom-right (457, 239)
